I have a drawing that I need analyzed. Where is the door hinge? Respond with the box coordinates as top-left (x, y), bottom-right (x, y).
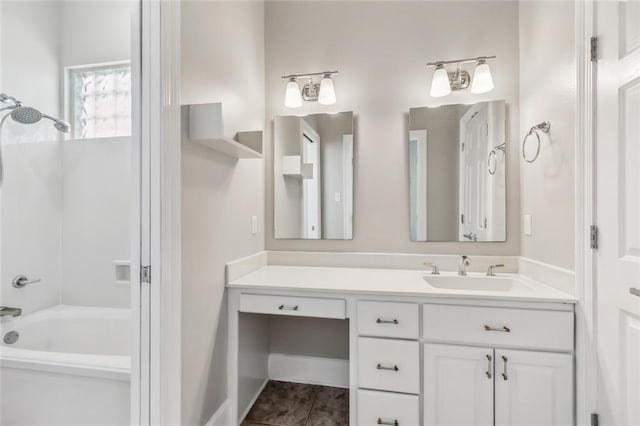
top-left (461, 214), bottom-right (465, 224)
top-left (141, 265), bottom-right (151, 284)
top-left (590, 36), bottom-right (598, 62)
top-left (590, 225), bottom-right (599, 249)
top-left (591, 413), bottom-right (599, 426)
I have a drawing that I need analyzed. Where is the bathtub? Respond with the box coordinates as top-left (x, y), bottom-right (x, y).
top-left (0, 305), bottom-right (131, 425)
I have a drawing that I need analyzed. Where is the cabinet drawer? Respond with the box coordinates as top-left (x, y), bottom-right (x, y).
top-left (357, 301), bottom-right (419, 339)
top-left (357, 389), bottom-right (419, 426)
top-left (239, 294), bottom-right (345, 319)
top-left (423, 304), bottom-right (574, 352)
top-left (357, 337), bottom-right (420, 394)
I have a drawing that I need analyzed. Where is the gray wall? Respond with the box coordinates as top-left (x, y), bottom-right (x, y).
top-left (180, 1), bottom-right (265, 425)
top-left (317, 113), bottom-right (352, 240)
top-left (265, 1), bottom-right (521, 255)
top-left (519, 1), bottom-right (575, 270)
top-left (409, 105), bottom-right (463, 240)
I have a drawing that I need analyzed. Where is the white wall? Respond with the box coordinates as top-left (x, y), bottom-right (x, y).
top-left (519, 1), bottom-right (575, 270)
top-left (1, 141), bottom-right (62, 315)
top-left (61, 137), bottom-right (131, 308)
top-left (60, 1), bottom-right (132, 69)
top-left (1, 1), bottom-right (61, 138)
top-left (265, 1), bottom-right (521, 255)
top-left (180, 2), bottom-right (265, 425)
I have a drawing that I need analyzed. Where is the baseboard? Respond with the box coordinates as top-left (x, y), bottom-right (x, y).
top-left (204, 399), bottom-right (232, 426)
top-left (518, 256), bottom-right (575, 295)
top-left (268, 353), bottom-right (349, 389)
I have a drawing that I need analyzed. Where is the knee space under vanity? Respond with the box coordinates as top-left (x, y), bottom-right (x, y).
top-left (236, 312), bottom-right (351, 425)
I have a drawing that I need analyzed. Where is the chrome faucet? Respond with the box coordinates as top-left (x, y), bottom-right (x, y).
top-left (0, 306), bottom-right (22, 317)
top-left (423, 262), bottom-right (440, 275)
top-left (487, 264), bottom-right (505, 277)
top-left (458, 255), bottom-right (471, 276)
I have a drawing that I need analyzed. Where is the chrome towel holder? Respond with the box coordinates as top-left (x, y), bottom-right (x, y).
top-left (522, 121), bottom-right (551, 163)
top-left (488, 142), bottom-right (506, 175)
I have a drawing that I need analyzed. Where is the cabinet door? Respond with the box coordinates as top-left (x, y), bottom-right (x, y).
top-left (495, 349), bottom-right (573, 426)
top-left (424, 343), bottom-right (494, 426)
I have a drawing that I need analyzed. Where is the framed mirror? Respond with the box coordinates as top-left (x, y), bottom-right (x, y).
top-left (273, 111), bottom-right (354, 240)
top-left (409, 100), bottom-right (506, 242)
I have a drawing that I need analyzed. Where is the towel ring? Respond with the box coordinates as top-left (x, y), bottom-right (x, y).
top-left (522, 121), bottom-right (550, 163)
top-left (487, 143), bottom-right (506, 175)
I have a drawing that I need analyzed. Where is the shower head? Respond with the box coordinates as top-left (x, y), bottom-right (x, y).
top-left (11, 107), bottom-right (42, 124)
top-left (8, 106), bottom-right (70, 134)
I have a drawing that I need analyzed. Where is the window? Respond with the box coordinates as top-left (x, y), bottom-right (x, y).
top-left (69, 63), bottom-right (132, 139)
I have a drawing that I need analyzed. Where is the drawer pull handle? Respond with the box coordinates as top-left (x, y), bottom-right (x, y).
top-left (501, 356), bottom-right (508, 380)
top-left (377, 418), bottom-right (399, 426)
top-left (376, 363), bottom-right (399, 372)
top-left (484, 325), bottom-right (511, 333)
top-left (278, 305), bottom-right (299, 311)
top-left (485, 354), bottom-right (492, 379)
top-left (376, 318), bottom-right (399, 325)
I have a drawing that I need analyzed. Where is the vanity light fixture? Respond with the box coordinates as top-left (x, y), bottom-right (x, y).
top-left (282, 71), bottom-right (338, 108)
top-left (471, 59), bottom-right (494, 94)
top-left (284, 78), bottom-right (303, 108)
top-left (427, 56), bottom-right (496, 97)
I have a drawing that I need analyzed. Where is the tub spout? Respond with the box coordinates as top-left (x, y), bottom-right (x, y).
top-left (0, 306), bottom-right (22, 317)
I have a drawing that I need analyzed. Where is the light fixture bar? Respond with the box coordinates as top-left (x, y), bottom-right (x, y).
top-left (426, 56), bottom-right (496, 67)
top-left (281, 71), bottom-right (339, 80)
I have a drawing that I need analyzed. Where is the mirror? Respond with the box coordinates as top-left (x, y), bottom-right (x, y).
top-left (274, 112), bottom-right (354, 240)
top-left (409, 100), bottom-right (506, 242)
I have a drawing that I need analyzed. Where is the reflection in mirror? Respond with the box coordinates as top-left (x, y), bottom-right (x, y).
top-left (409, 100), bottom-right (506, 242)
top-left (274, 112), bottom-right (354, 240)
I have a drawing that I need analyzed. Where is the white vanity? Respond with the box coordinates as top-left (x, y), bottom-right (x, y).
top-left (227, 261), bottom-right (575, 426)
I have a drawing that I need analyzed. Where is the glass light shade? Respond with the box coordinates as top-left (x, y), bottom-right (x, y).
top-left (318, 75), bottom-right (336, 105)
top-left (430, 66), bottom-right (451, 97)
top-left (284, 79), bottom-right (302, 108)
top-left (471, 61), bottom-right (494, 94)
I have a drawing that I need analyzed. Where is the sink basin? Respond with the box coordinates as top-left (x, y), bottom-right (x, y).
top-left (423, 275), bottom-right (532, 292)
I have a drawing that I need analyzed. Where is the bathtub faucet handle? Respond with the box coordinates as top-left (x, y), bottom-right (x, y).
top-left (12, 275), bottom-right (41, 288)
top-left (0, 306), bottom-right (22, 317)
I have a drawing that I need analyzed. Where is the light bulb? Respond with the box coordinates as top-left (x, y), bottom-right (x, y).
top-left (471, 60), bottom-right (494, 94)
top-left (284, 78), bottom-right (302, 108)
top-left (318, 74), bottom-right (336, 105)
top-left (430, 64), bottom-right (451, 97)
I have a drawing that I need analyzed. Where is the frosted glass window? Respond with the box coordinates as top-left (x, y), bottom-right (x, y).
top-left (70, 64), bottom-right (132, 139)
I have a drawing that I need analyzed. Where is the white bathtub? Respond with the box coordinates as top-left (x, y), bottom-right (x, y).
top-left (0, 305), bottom-right (132, 425)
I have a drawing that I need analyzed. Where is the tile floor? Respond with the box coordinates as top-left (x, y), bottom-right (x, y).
top-left (241, 380), bottom-right (349, 426)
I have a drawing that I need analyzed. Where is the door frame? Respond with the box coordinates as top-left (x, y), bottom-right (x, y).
top-left (141, 1), bottom-right (182, 425)
top-left (574, 1), bottom-right (597, 425)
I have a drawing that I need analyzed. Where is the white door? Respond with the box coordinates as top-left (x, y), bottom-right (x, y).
top-left (595, 2), bottom-right (640, 425)
top-left (423, 343), bottom-right (493, 426)
top-left (459, 104), bottom-right (489, 242)
top-left (301, 120), bottom-right (321, 239)
top-left (494, 349), bottom-right (573, 426)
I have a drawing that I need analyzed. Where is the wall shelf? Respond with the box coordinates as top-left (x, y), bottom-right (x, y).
top-left (282, 155), bottom-right (313, 179)
top-left (188, 103), bottom-right (263, 159)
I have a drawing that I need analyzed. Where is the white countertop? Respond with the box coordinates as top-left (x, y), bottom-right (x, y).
top-left (227, 265), bottom-right (577, 304)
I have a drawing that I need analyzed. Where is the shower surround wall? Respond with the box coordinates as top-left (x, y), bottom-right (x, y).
top-left (0, 138), bottom-right (132, 315)
top-left (0, 0), bottom-right (134, 314)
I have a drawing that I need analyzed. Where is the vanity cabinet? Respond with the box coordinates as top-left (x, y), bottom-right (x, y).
top-left (494, 349), bottom-right (573, 426)
top-left (424, 344), bottom-right (573, 426)
top-left (227, 265), bottom-right (577, 426)
top-left (423, 344), bottom-right (494, 425)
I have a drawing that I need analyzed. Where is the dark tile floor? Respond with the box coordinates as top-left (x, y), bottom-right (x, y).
top-left (242, 380), bottom-right (349, 426)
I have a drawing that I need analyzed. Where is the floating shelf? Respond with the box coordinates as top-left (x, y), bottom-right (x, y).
top-left (282, 155), bottom-right (313, 179)
top-left (188, 103), bottom-right (263, 159)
